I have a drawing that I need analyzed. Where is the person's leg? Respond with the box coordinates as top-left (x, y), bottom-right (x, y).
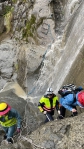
top-left (57, 106), bottom-right (66, 119)
top-left (2, 127), bottom-right (8, 139)
top-left (6, 125), bottom-right (16, 143)
top-left (44, 113), bottom-right (54, 123)
top-left (60, 106), bottom-right (66, 117)
top-left (7, 125), bottom-right (16, 138)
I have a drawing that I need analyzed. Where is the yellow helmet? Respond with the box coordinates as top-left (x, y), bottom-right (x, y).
top-left (0, 103), bottom-right (11, 116)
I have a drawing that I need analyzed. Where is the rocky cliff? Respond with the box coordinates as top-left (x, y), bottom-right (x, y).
top-left (0, 112), bottom-right (84, 149)
top-left (0, 0), bottom-right (84, 148)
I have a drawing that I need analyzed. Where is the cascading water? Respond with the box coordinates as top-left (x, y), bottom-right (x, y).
top-left (33, 0), bottom-right (84, 99)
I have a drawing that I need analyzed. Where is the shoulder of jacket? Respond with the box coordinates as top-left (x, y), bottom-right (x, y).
top-left (10, 108), bottom-right (17, 113)
top-left (40, 96), bottom-right (48, 100)
top-left (53, 94), bottom-right (58, 98)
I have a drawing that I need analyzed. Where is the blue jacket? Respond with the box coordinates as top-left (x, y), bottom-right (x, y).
top-left (59, 92), bottom-right (83, 111)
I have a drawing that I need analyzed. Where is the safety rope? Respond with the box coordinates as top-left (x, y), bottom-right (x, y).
top-left (27, 86), bottom-right (36, 95)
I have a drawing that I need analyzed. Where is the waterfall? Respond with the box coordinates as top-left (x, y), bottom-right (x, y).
top-left (34, 0), bottom-right (84, 98)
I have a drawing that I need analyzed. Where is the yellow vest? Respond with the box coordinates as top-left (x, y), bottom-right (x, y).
top-left (0, 115), bottom-right (17, 127)
top-left (38, 96), bottom-right (58, 112)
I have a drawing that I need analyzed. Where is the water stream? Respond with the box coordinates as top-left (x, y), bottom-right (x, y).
top-left (33, 0), bottom-right (84, 99)
top-left (0, 0), bottom-right (84, 103)
top-left (0, 82), bottom-right (27, 100)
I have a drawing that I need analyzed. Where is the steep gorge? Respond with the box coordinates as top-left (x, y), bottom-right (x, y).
top-left (0, 0), bottom-right (84, 148)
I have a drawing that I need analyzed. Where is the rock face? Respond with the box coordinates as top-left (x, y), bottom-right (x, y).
top-left (0, 112), bottom-right (84, 149)
top-left (12, 0), bottom-right (56, 47)
top-left (0, 39), bottom-right (19, 90)
top-left (0, 17), bottom-right (4, 34)
top-left (0, 86), bottom-right (27, 145)
top-left (17, 44), bottom-right (45, 91)
top-left (0, 82), bottom-right (45, 146)
top-left (62, 48), bottom-right (84, 87)
top-left (31, 0), bottom-right (84, 99)
top-left (0, 3), bottom-right (5, 34)
top-left (0, 0), bottom-right (83, 96)
top-left (17, 113), bottom-right (84, 149)
top-left (0, 0), bottom-right (84, 148)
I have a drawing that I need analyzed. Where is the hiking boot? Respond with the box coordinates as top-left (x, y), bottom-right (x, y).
top-left (3, 135), bottom-right (7, 140)
top-left (73, 111), bottom-right (78, 116)
top-left (70, 111), bottom-right (78, 117)
top-left (57, 115), bottom-right (64, 120)
top-left (7, 138), bottom-right (14, 144)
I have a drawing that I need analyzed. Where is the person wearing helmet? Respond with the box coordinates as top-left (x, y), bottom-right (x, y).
top-left (0, 102), bottom-right (22, 144)
top-left (38, 88), bottom-right (60, 123)
top-left (58, 86), bottom-right (84, 119)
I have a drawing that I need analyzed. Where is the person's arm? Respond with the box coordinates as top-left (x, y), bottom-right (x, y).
top-left (61, 100), bottom-right (74, 111)
top-left (11, 108), bottom-right (22, 128)
top-left (38, 96), bottom-right (46, 113)
top-left (38, 102), bottom-right (45, 112)
top-left (60, 94), bottom-right (75, 111)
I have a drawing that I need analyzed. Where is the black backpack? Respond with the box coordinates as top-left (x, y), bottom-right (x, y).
top-left (58, 84), bottom-right (76, 96)
top-left (58, 84), bottom-right (83, 101)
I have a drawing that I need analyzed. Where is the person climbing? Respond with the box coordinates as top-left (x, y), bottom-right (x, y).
top-left (0, 102), bottom-right (22, 144)
top-left (38, 88), bottom-right (60, 123)
top-left (58, 84), bottom-right (84, 119)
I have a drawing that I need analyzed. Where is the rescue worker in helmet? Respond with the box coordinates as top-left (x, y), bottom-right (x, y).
top-left (58, 85), bottom-right (84, 119)
top-left (38, 88), bottom-right (60, 123)
top-left (0, 102), bottom-right (22, 144)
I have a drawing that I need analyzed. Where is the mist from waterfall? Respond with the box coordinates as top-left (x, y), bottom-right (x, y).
top-left (34, 0), bottom-right (84, 98)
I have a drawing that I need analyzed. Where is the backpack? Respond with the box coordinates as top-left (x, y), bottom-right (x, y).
top-left (58, 84), bottom-right (76, 97)
top-left (62, 84), bottom-right (76, 91)
top-left (58, 84), bottom-right (83, 97)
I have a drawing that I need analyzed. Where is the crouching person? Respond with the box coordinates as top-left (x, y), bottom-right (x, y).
top-left (0, 102), bottom-right (22, 144)
top-left (38, 88), bottom-right (60, 123)
top-left (58, 85), bottom-right (84, 119)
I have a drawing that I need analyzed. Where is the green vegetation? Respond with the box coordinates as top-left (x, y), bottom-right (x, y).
top-left (14, 63), bottom-right (19, 72)
top-left (4, 8), bottom-right (13, 33)
top-left (3, 5), bottom-right (12, 16)
top-left (22, 15), bottom-right (45, 43)
top-left (22, 15), bottom-right (36, 41)
top-left (12, 0), bottom-right (17, 4)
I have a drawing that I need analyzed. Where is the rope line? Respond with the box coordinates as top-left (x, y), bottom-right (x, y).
top-left (28, 86), bottom-right (36, 95)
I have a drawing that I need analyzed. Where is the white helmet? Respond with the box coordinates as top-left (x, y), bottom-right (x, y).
top-left (46, 88), bottom-right (53, 95)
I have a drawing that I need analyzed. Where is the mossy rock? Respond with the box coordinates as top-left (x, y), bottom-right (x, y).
top-left (3, 5), bottom-right (12, 16)
top-left (4, 7), bottom-right (14, 33)
top-left (22, 15), bottom-right (36, 41)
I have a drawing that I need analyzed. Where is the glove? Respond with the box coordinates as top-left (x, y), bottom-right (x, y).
top-left (58, 110), bottom-right (60, 115)
top-left (17, 128), bottom-right (20, 133)
top-left (43, 111), bottom-right (47, 115)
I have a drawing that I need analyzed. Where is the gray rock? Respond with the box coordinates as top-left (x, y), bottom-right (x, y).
top-left (0, 17), bottom-right (4, 34)
top-left (26, 113), bottom-right (84, 149)
top-left (0, 39), bottom-right (18, 89)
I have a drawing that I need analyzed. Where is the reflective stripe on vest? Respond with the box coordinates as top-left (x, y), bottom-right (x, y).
top-left (39, 96), bottom-right (58, 112)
